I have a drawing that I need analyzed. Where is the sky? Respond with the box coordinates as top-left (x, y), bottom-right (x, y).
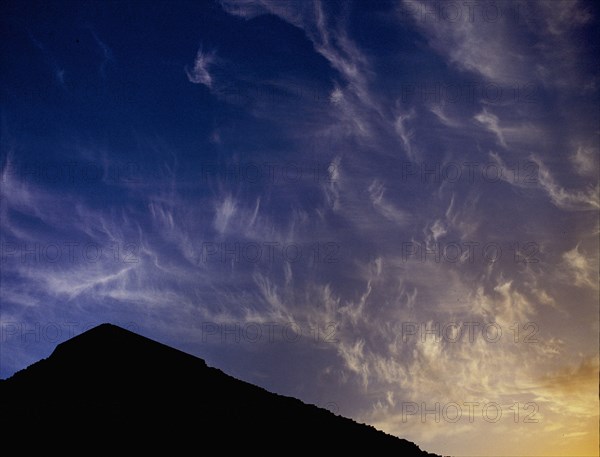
top-left (0, 0), bottom-right (599, 455)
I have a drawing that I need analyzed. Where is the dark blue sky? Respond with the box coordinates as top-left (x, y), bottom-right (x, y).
top-left (1, 1), bottom-right (599, 455)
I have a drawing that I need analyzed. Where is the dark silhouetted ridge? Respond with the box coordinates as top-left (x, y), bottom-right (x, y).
top-left (0, 323), bottom-right (444, 455)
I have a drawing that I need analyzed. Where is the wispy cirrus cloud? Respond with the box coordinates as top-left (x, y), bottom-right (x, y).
top-left (186, 46), bottom-right (216, 88)
top-left (2, 1), bottom-right (598, 455)
top-left (534, 157), bottom-right (600, 211)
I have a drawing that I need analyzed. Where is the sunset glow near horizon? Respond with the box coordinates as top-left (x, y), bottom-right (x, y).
top-left (0, 1), bottom-right (598, 455)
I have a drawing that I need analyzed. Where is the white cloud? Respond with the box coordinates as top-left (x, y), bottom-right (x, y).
top-left (429, 105), bottom-right (461, 128)
top-left (368, 179), bottom-right (412, 226)
top-left (394, 109), bottom-right (417, 160)
top-left (401, 0), bottom-right (594, 91)
top-left (561, 245), bottom-right (599, 289)
top-left (329, 87), bottom-right (344, 105)
top-left (474, 109), bottom-right (506, 148)
top-left (186, 47), bottom-right (216, 88)
top-left (535, 157), bottom-right (600, 211)
top-left (400, 0), bottom-right (535, 85)
top-left (213, 194), bottom-right (237, 234)
top-left (537, 0), bottom-right (593, 36)
top-left (571, 145), bottom-right (598, 177)
top-left (89, 29), bottom-right (114, 77)
top-left (429, 219), bottom-right (447, 241)
top-left (489, 151), bottom-right (600, 210)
